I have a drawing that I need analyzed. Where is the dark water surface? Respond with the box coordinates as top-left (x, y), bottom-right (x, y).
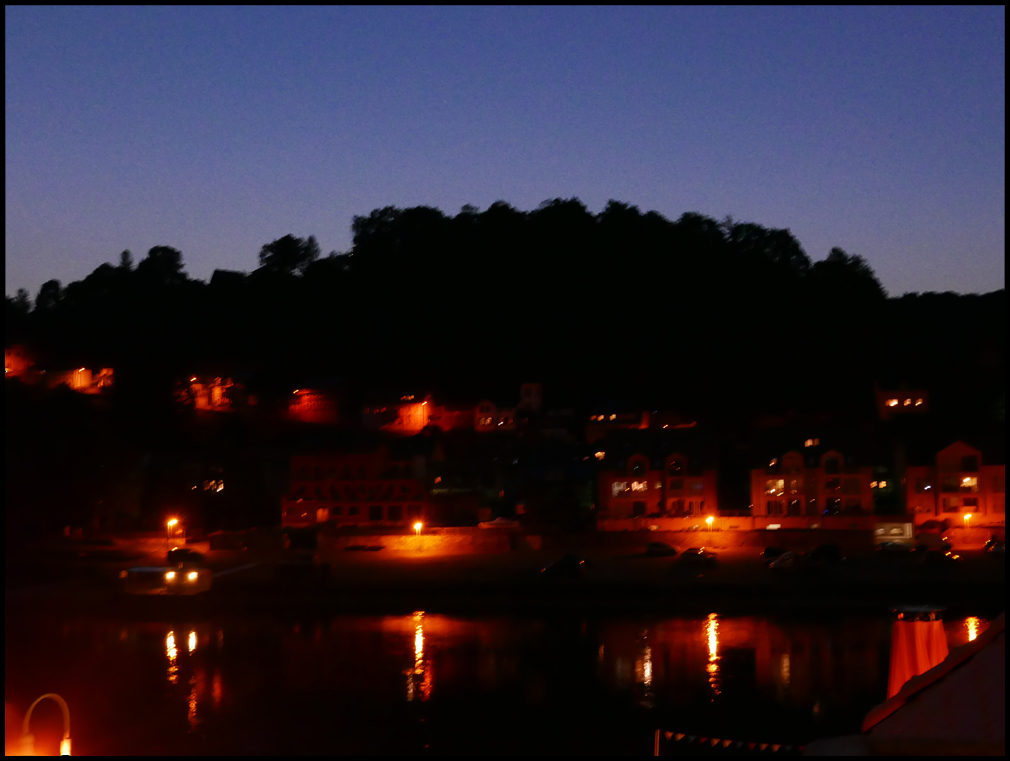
top-left (4, 611), bottom-right (990, 755)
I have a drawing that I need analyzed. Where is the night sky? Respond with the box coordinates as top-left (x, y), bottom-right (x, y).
top-left (5, 6), bottom-right (1005, 297)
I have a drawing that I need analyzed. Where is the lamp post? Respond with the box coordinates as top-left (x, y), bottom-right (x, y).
top-left (414, 522), bottom-right (423, 537)
top-left (22, 693), bottom-right (72, 756)
top-left (706, 515), bottom-right (714, 530)
top-left (964, 513), bottom-right (972, 530)
top-left (166, 518), bottom-right (179, 548)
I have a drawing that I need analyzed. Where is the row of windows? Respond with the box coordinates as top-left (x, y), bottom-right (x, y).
top-left (764, 477), bottom-right (862, 496)
top-left (627, 460), bottom-right (687, 476)
top-left (293, 483), bottom-right (420, 500)
top-left (766, 498), bottom-right (866, 516)
top-left (296, 465), bottom-right (415, 479)
top-left (916, 475), bottom-right (1005, 494)
top-left (304, 504), bottom-right (424, 521)
top-left (885, 397), bottom-right (924, 408)
top-left (611, 479), bottom-right (705, 496)
top-left (627, 500), bottom-right (706, 517)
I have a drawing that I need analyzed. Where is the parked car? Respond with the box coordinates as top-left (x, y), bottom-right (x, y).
top-left (761, 546), bottom-right (789, 565)
top-left (769, 550), bottom-right (803, 571)
top-left (541, 554), bottom-right (590, 579)
top-left (877, 541), bottom-right (913, 555)
top-left (807, 544), bottom-right (844, 567)
top-left (922, 549), bottom-right (961, 567)
top-left (166, 547), bottom-right (205, 566)
top-left (984, 539), bottom-right (1005, 556)
top-left (680, 547), bottom-right (718, 565)
top-left (646, 542), bottom-right (678, 557)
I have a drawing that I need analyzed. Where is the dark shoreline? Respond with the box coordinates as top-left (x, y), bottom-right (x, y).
top-left (7, 577), bottom-right (1004, 621)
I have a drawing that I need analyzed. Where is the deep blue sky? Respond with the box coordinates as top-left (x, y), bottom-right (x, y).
top-left (6, 6), bottom-right (1005, 297)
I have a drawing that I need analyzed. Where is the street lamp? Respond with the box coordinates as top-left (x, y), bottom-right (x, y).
top-left (414, 522), bottom-right (423, 536)
top-left (964, 513), bottom-right (972, 529)
top-left (706, 516), bottom-right (714, 529)
top-left (166, 518), bottom-right (179, 546)
top-left (22, 693), bottom-right (72, 755)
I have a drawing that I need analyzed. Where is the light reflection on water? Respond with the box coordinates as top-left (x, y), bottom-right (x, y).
top-left (406, 610), bottom-right (432, 702)
top-left (6, 612), bottom-right (991, 754)
top-left (705, 613), bottom-right (721, 699)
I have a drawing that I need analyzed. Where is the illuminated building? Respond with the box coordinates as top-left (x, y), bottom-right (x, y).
top-left (875, 385), bottom-right (928, 420)
top-left (474, 400), bottom-right (516, 432)
top-left (585, 409), bottom-right (651, 443)
top-left (281, 447), bottom-right (428, 527)
top-left (597, 451), bottom-right (719, 526)
top-left (180, 376), bottom-right (237, 411)
top-left (4, 344), bottom-right (32, 376)
top-left (45, 365), bottom-right (114, 393)
top-left (904, 441), bottom-right (1005, 527)
top-left (289, 387), bottom-right (340, 424)
top-left (750, 449), bottom-right (874, 528)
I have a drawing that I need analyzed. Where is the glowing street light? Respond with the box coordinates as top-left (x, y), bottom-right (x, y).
top-left (414, 522), bottom-right (423, 536)
top-left (166, 517), bottom-right (181, 548)
top-left (964, 513), bottom-right (972, 529)
top-left (706, 516), bottom-right (714, 529)
top-left (22, 693), bottom-right (72, 755)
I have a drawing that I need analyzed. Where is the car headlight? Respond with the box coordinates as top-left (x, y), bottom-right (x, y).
top-left (165, 571), bottom-right (177, 582)
top-left (187, 571), bottom-right (199, 582)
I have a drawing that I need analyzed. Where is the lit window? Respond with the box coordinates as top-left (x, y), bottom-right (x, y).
top-left (631, 480), bottom-right (648, 492)
top-left (960, 476), bottom-right (978, 493)
top-left (594, 451), bottom-right (605, 461)
top-left (871, 481), bottom-right (878, 488)
top-left (903, 398), bottom-right (912, 406)
top-left (886, 398), bottom-right (899, 407)
top-left (768, 458), bottom-right (778, 467)
top-left (765, 479), bottom-right (785, 496)
top-left (915, 398), bottom-right (923, 406)
top-left (878, 480), bottom-right (887, 489)
top-left (609, 414), bottom-right (616, 421)
top-left (611, 481), bottom-right (628, 496)
top-left (804, 438), bottom-right (820, 448)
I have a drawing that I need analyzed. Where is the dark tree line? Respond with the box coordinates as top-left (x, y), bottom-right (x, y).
top-left (5, 200), bottom-right (1005, 425)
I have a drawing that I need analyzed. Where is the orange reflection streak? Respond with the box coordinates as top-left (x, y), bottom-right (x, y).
top-left (166, 631), bottom-right (179, 684)
top-left (966, 617), bottom-right (980, 642)
top-left (188, 630), bottom-right (197, 654)
top-left (212, 671), bottom-right (223, 710)
top-left (188, 675), bottom-right (199, 730)
top-left (407, 610), bottom-right (432, 701)
top-left (705, 613), bottom-right (721, 698)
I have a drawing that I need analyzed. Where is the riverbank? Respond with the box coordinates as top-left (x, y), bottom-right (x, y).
top-left (6, 546), bottom-right (1004, 620)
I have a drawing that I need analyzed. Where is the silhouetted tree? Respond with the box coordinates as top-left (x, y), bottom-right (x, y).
top-left (137, 246), bottom-right (186, 286)
top-left (258, 234), bottom-right (320, 276)
top-left (34, 279), bottom-right (62, 311)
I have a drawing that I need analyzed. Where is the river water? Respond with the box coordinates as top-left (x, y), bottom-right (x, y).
top-left (4, 611), bottom-right (990, 755)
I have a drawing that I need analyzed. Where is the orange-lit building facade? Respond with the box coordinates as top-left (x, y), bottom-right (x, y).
top-left (4, 345), bottom-right (32, 376)
top-left (288, 387), bottom-right (339, 424)
top-left (904, 441), bottom-right (1005, 527)
top-left (281, 449), bottom-right (428, 528)
top-left (179, 376), bottom-right (237, 411)
top-left (47, 366), bottom-right (114, 393)
top-left (750, 449), bottom-right (874, 528)
top-left (598, 452), bottom-right (718, 521)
